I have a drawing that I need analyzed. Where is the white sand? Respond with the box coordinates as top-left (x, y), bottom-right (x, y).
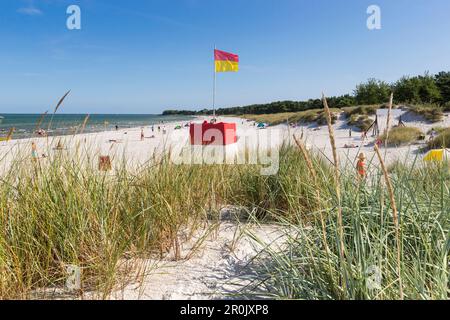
top-left (32, 214), bottom-right (286, 300)
top-left (3, 111), bottom-right (447, 174)
top-left (6, 111), bottom-right (449, 300)
top-left (0, 119), bottom-right (192, 173)
top-left (108, 219), bottom-right (285, 300)
top-left (287, 111), bottom-right (450, 169)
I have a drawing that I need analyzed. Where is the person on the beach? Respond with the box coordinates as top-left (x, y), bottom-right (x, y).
top-left (356, 153), bottom-right (366, 179)
top-left (158, 126), bottom-right (161, 132)
top-left (151, 125), bottom-right (154, 132)
top-left (349, 128), bottom-right (352, 138)
top-left (429, 129), bottom-right (437, 141)
top-left (376, 136), bottom-right (383, 148)
top-left (115, 125), bottom-right (119, 131)
top-left (141, 128), bottom-right (145, 141)
top-left (362, 131), bottom-right (367, 140)
top-left (31, 142), bottom-right (39, 162)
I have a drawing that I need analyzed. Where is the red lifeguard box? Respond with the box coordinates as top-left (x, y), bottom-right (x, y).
top-left (190, 121), bottom-right (237, 145)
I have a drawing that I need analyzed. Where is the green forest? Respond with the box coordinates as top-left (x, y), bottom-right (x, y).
top-left (163, 71), bottom-right (450, 116)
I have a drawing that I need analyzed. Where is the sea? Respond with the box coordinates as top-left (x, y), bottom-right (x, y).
top-left (0, 114), bottom-right (194, 140)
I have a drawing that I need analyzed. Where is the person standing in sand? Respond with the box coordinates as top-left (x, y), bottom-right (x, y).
top-left (429, 129), bottom-right (437, 142)
top-left (376, 136), bottom-right (382, 148)
top-left (141, 128), bottom-right (145, 141)
top-left (31, 142), bottom-right (39, 162)
top-left (356, 153), bottom-right (366, 179)
top-left (361, 131), bottom-right (368, 141)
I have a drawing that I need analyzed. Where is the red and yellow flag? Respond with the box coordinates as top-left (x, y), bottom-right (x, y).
top-left (215, 49), bottom-right (239, 72)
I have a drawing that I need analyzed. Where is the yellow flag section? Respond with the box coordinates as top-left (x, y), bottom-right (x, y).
top-left (215, 49), bottom-right (239, 72)
top-left (423, 149), bottom-right (450, 162)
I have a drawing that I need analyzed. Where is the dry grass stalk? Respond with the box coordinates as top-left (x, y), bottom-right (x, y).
top-left (34, 111), bottom-right (48, 134)
top-left (374, 144), bottom-right (404, 300)
top-left (322, 93), bottom-right (346, 292)
top-left (293, 135), bottom-right (326, 221)
top-left (80, 114), bottom-right (90, 135)
top-left (54, 90), bottom-right (71, 114)
top-left (293, 136), bottom-right (319, 191)
top-left (48, 90), bottom-right (71, 131)
top-left (384, 92), bottom-right (394, 147)
top-left (293, 135), bottom-right (335, 283)
top-left (322, 94), bottom-right (340, 176)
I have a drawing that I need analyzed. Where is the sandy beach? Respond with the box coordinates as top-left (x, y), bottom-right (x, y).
top-left (2, 111), bottom-right (448, 175)
top-left (3, 111), bottom-right (448, 300)
top-left (290, 111), bottom-right (450, 167)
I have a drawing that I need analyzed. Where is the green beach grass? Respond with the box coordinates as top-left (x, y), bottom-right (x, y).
top-left (240, 108), bottom-right (340, 126)
top-left (0, 138), bottom-right (448, 300)
top-left (428, 128), bottom-right (450, 149)
top-left (381, 126), bottom-right (424, 146)
top-left (236, 145), bottom-right (449, 300)
top-left (408, 104), bottom-right (445, 123)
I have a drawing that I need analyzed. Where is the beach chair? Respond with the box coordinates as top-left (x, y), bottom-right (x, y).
top-left (423, 149), bottom-right (450, 162)
top-left (0, 128), bottom-right (15, 142)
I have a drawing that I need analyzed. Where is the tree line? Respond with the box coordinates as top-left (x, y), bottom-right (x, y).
top-left (162, 71), bottom-right (450, 116)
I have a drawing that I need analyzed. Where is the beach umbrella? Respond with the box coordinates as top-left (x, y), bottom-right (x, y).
top-left (257, 122), bottom-right (266, 128)
top-left (423, 149), bottom-right (450, 162)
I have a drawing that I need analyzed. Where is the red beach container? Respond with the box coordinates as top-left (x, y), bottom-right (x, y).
top-left (190, 121), bottom-right (237, 145)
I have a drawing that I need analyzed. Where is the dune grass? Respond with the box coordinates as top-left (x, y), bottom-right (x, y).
top-left (381, 126), bottom-right (424, 146)
top-left (239, 148), bottom-right (449, 300)
top-left (241, 108), bottom-right (340, 126)
top-left (342, 105), bottom-right (379, 117)
top-left (408, 104), bottom-right (444, 123)
top-left (240, 112), bottom-right (296, 125)
top-left (347, 114), bottom-right (374, 131)
top-left (428, 127), bottom-right (449, 135)
top-left (0, 137), bottom-right (448, 300)
top-left (443, 102), bottom-right (450, 112)
top-left (428, 127), bottom-right (450, 149)
top-left (0, 145), bottom-right (237, 298)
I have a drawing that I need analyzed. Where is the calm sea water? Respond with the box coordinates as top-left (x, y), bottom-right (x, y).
top-left (0, 114), bottom-right (194, 139)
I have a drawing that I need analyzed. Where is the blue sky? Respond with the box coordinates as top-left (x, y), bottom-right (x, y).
top-left (1, 0), bottom-right (450, 114)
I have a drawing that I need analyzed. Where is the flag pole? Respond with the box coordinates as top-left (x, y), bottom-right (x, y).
top-left (213, 45), bottom-right (216, 121)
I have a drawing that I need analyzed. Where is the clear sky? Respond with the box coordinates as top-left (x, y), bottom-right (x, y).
top-left (1, 0), bottom-right (450, 114)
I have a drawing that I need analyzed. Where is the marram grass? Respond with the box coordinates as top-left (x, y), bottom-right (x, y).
top-left (238, 148), bottom-right (449, 300)
top-left (0, 140), bottom-right (448, 300)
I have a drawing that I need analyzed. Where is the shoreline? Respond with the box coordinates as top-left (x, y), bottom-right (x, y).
top-left (0, 114), bottom-right (448, 300)
top-left (0, 112), bottom-right (448, 175)
top-left (0, 114), bottom-right (196, 141)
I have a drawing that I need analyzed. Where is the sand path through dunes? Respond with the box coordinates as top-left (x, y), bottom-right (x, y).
top-left (107, 219), bottom-right (286, 300)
